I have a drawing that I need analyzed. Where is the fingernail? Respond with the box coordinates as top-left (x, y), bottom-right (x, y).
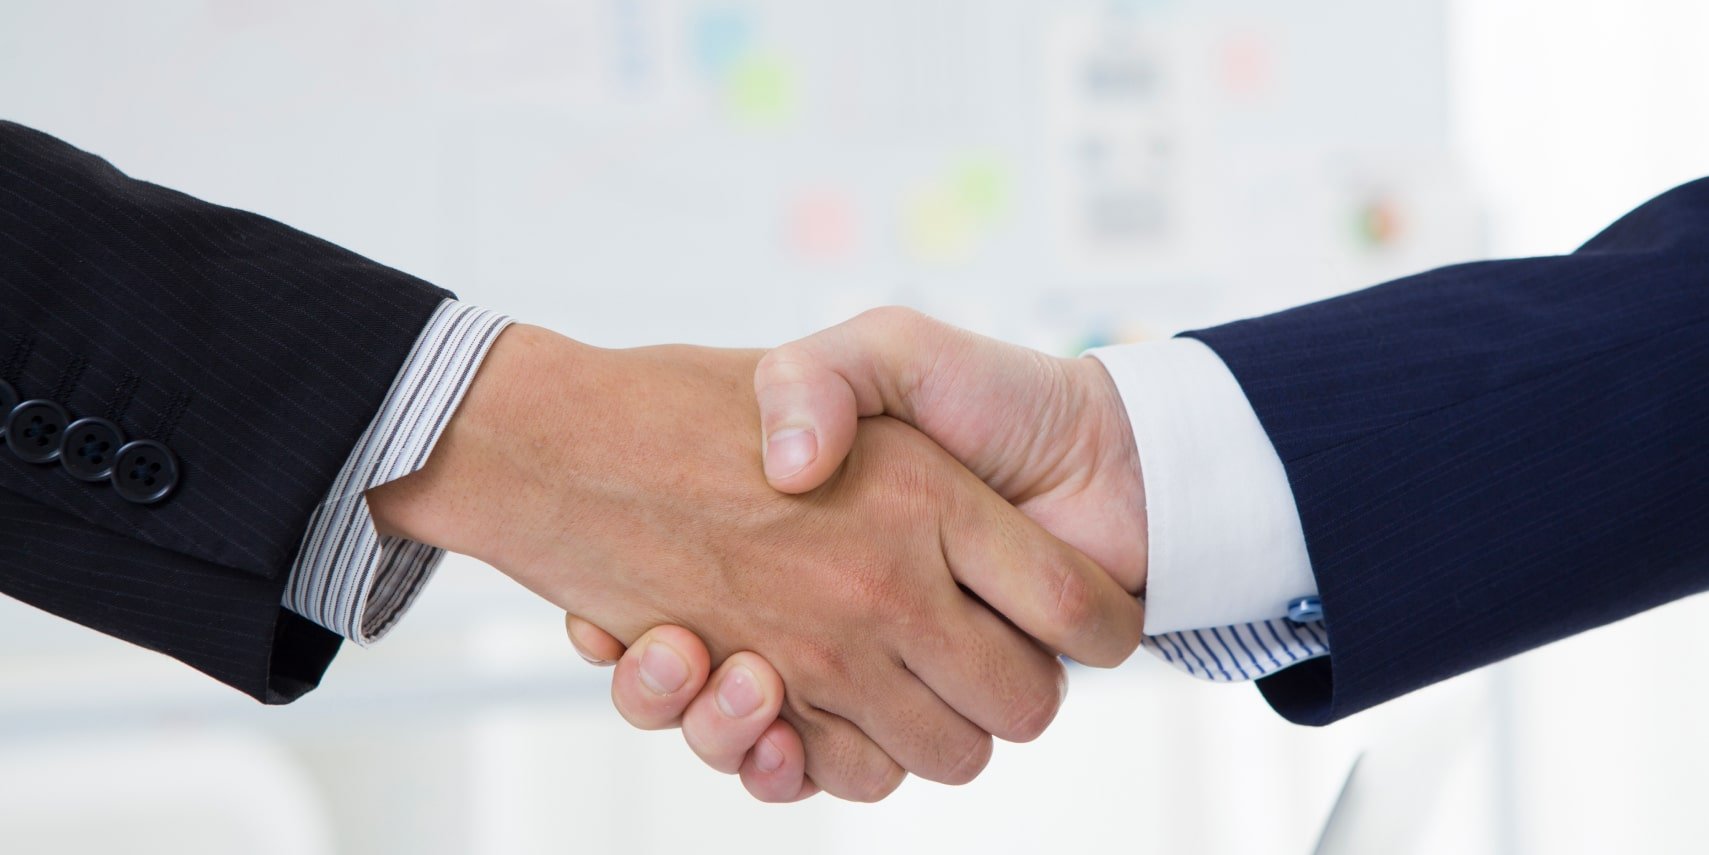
top-left (639, 642), bottom-right (690, 695)
top-left (754, 735), bottom-right (785, 773)
top-left (577, 649), bottom-right (614, 667)
top-left (716, 666), bottom-right (764, 718)
top-left (763, 427), bottom-right (817, 480)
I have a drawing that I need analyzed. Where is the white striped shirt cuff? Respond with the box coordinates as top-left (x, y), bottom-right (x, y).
top-left (282, 300), bottom-right (513, 645)
top-left (1141, 620), bottom-right (1328, 682)
top-left (1087, 338), bottom-right (1329, 682)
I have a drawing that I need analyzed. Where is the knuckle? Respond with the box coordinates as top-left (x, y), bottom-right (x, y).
top-left (1001, 668), bottom-right (1064, 743)
top-left (857, 305), bottom-right (924, 331)
top-left (1104, 603), bottom-right (1146, 666)
top-left (839, 557), bottom-right (911, 623)
top-left (756, 344), bottom-right (810, 383)
top-left (1044, 561), bottom-right (1099, 645)
top-left (859, 306), bottom-right (934, 355)
top-left (792, 637), bottom-right (854, 688)
top-left (845, 762), bottom-right (906, 803)
top-left (941, 733), bottom-right (994, 786)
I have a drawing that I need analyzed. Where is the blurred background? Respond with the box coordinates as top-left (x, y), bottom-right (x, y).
top-left (3, 1), bottom-right (1708, 852)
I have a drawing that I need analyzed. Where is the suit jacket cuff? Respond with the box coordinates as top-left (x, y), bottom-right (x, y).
top-left (282, 300), bottom-right (513, 644)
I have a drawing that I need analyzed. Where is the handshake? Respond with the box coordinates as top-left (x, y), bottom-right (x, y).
top-left (7, 122), bottom-right (1699, 814)
top-left (367, 307), bottom-right (1153, 803)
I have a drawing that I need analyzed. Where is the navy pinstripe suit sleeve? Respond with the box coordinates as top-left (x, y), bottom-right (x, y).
top-left (0, 121), bottom-right (451, 703)
top-left (1185, 178), bottom-right (1709, 725)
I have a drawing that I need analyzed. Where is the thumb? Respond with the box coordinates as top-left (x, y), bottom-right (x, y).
top-left (755, 307), bottom-right (949, 494)
top-left (754, 350), bottom-right (861, 494)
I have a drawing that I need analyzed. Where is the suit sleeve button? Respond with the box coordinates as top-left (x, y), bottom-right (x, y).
top-left (6, 400), bottom-right (70, 464)
top-left (61, 417), bottom-right (126, 482)
top-left (112, 439), bottom-right (180, 504)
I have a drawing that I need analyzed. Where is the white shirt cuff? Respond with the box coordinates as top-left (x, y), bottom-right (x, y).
top-left (282, 300), bottom-right (513, 645)
top-left (1085, 338), bottom-right (1318, 633)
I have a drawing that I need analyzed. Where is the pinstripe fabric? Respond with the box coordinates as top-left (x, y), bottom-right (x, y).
top-left (1186, 177), bottom-right (1709, 725)
top-left (0, 487), bottom-right (341, 701)
top-left (0, 122), bottom-right (450, 702)
top-left (283, 301), bottom-right (512, 643)
top-left (1142, 620), bottom-right (1328, 682)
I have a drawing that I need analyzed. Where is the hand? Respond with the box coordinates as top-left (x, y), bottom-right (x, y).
top-left (755, 306), bottom-right (1147, 592)
top-left (367, 324), bottom-right (1144, 801)
top-left (566, 621), bottom-right (818, 802)
top-left (569, 307), bottom-right (1149, 799)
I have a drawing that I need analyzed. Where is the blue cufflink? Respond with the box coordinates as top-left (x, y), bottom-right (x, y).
top-left (1286, 596), bottom-right (1324, 624)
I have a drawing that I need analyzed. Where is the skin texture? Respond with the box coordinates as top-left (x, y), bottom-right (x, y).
top-left (567, 307), bottom-right (1151, 801)
top-left (754, 306), bottom-right (1147, 592)
top-left (367, 323), bottom-right (1144, 802)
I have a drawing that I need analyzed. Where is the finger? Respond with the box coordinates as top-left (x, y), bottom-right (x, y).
top-left (904, 594), bottom-right (1070, 744)
top-left (681, 652), bottom-right (787, 774)
top-left (755, 306), bottom-right (957, 494)
top-left (780, 703), bottom-right (907, 803)
top-left (609, 626), bottom-right (712, 731)
top-left (740, 719), bottom-right (819, 803)
top-left (945, 493), bottom-right (1146, 669)
top-left (841, 666), bottom-right (995, 786)
top-left (565, 614), bottom-right (627, 665)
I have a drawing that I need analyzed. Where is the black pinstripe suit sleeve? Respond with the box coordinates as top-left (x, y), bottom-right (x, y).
top-left (1187, 178), bottom-right (1709, 725)
top-left (0, 121), bottom-right (452, 703)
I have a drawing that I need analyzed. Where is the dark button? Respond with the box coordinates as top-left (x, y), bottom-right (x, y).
top-left (6, 400), bottom-right (70, 464)
top-left (0, 380), bottom-right (15, 437)
top-left (61, 417), bottom-right (126, 482)
top-left (112, 439), bottom-right (179, 505)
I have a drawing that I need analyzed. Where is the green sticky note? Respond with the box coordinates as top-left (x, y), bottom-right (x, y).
top-left (727, 53), bottom-right (798, 124)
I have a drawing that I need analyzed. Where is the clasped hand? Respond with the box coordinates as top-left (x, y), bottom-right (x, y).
top-left (369, 308), bottom-right (1148, 803)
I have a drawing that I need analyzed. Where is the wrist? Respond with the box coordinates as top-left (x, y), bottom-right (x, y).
top-left (368, 323), bottom-right (586, 571)
top-left (368, 329), bottom-right (770, 614)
